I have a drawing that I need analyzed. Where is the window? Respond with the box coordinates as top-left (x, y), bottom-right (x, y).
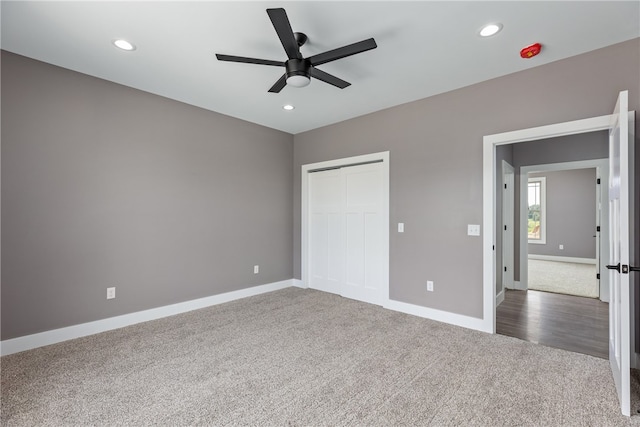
top-left (527, 177), bottom-right (546, 244)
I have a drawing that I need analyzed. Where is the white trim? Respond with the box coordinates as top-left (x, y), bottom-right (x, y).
top-left (483, 113), bottom-right (616, 334)
top-left (384, 299), bottom-right (489, 332)
top-left (301, 151), bottom-right (390, 306)
top-left (513, 281), bottom-right (527, 291)
top-left (0, 279), bottom-right (294, 356)
top-left (292, 279), bottom-right (307, 289)
top-left (496, 289), bottom-right (505, 307)
top-left (528, 254), bottom-right (597, 264)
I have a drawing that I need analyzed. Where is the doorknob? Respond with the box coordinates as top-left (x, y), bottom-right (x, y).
top-left (606, 263), bottom-right (621, 273)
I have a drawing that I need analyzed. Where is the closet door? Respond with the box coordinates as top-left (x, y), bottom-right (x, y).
top-left (308, 168), bottom-right (344, 295)
top-left (308, 162), bottom-right (385, 305)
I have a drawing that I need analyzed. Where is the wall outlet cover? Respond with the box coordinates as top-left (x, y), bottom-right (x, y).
top-left (467, 224), bottom-right (481, 236)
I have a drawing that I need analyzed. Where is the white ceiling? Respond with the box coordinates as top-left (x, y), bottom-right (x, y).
top-left (2, 1), bottom-right (639, 134)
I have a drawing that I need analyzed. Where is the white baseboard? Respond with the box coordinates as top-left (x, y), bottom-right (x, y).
top-left (1, 279), bottom-right (294, 356)
top-left (528, 254), bottom-right (597, 265)
top-left (292, 279), bottom-right (307, 289)
top-left (384, 299), bottom-right (488, 333)
top-left (514, 280), bottom-right (527, 291)
top-left (496, 289), bottom-right (505, 306)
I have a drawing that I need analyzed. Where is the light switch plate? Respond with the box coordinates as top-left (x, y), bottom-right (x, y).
top-left (467, 224), bottom-right (480, 236)
top-left (398, 223), bottom-right (404, 233)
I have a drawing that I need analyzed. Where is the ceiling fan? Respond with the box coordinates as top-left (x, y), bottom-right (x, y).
top-left (215, 8), bottom-right (377, 93)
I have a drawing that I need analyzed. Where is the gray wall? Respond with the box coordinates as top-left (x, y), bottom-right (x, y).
top-left (528, 169), bottom-right (597, 258)
top-left (512, 131), bottom-right (609, 167)
top-left (293, 38), bottom-right (640, 319)
top-left (1, 52), bottom-right (294, 340)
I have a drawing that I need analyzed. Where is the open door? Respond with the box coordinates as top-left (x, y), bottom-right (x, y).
top-left (502, 160), bottom-right (515, 291)
top-left (607, 90), bottom-right (631, 416)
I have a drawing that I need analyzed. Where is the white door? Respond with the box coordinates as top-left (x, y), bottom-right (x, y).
top-left (341, 163), bottom-right (385, 304)
top-left (607, 90), bottom-right (631, 416)
top-left (309, 168), bottom-right (344, 296)
top-left (308, 162), bottom-right (385, 305)
top-left (502, 161), bottom-right (515, 291)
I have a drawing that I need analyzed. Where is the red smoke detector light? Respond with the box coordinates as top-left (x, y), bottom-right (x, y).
top-left (520, 43), bottom-right (542, 59)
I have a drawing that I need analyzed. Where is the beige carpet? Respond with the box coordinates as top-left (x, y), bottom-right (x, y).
top-left (2, 287), bottom-right (638, 426)
top-left (528, 259), bottom-right (598, 298)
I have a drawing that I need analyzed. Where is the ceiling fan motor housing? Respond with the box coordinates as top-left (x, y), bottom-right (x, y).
top-left (286, 58), bottom-right (311, 78)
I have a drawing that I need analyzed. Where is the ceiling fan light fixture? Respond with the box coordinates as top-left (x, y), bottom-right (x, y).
top-left (286, 75), bottom-right (311, 88)
top-left (283, 104), bottom-right (295, 110)
top-left (479, 23), bottom-right (503, 37)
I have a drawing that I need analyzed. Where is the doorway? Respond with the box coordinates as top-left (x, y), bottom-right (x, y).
top-left (497, 151), bottom-right (610, 359)
top-left (519, 161), bottom-right (609, 301)
top-left (483, 99), bottom-right (636, 416)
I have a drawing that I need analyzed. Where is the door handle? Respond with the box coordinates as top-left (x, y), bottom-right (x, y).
top-left (631, 266), bottom-right (640, 272)
top-left (606, 263), bottom-right (621, 273)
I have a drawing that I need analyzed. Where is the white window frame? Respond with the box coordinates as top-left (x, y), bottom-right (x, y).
top-left (527, 176), bottom-right (546, 244)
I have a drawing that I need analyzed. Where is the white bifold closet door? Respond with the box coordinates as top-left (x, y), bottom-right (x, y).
top-left (308, 162), bottom-right (385, 305)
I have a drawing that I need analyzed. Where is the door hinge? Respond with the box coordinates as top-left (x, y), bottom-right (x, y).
top-left (596, 226), bottom-right (600, 232)
top-left (504, 266), bottom-right (507, 272)
top-left (504, 183), bottom-right (507, 189)
top-left (597, 273), bottom-right (600, 279)
top-left (493, 245), bottom-right (495, 251)
top-left (504, 225), bottom-right (507, 231)
top-left (597, 178), bottom-right (601, 184)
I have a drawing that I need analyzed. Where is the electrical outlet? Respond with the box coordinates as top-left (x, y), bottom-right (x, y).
top-left (254, 265), bottom-right (259, 274)
top-left (427, 281), bottom-right (434, 292)
top-left (106, 287), bottom-right (116, 300)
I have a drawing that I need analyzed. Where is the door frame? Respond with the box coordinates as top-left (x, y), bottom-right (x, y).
top-left (482, 113), bottom-right (625, 334)
top-left (301, 151), bottom-right (390, 304)
top-left (519, 160), bottom-right (609, 301)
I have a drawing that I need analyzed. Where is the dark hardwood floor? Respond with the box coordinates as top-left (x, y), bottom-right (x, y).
top-left (496, 289), bottom-right (609, 359)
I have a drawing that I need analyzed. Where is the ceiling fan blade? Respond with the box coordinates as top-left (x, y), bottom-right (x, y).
top-left (268, 74), bottom-right (288, 93)
top-left (216, 54), bottom-right (284, 67)
top-left (309, 67), bottom-right (351, 89)
top-left (267, 8), bottom-right (301, 60)
top-left (308, 38), bottom-right (377, 67)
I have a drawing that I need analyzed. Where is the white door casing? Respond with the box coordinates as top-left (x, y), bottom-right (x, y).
top-left (302, 152), bottom-right (390, 306)
top-left (608, 90), bottom-right (631, 416)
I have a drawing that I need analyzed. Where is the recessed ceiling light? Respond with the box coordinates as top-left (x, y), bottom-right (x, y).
top-left (283, 105), bottom-right (295, 111)
top-left (479, 23), bottom-right (503, 37)
top-left (113, 39), bottom-right (136, 51)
